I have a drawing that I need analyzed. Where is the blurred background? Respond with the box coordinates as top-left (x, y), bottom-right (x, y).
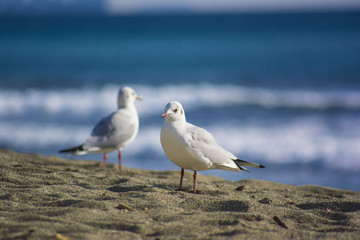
top-left (1, 0), bottom-right (360, 190)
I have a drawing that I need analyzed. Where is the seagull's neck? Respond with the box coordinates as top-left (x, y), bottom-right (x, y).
top-left (118, 101), bottom-right (135, 110)
top-left (165, 119), bottom-right (187, 132)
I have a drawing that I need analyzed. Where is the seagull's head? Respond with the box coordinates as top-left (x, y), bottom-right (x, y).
top-left (161, 101), bottom-right (186, 122)
top-left (118, 86), bottom-right (142, 108)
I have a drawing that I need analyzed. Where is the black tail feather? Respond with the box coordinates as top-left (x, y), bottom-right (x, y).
top-left (59, 145), bottom-right (84, 153)
top-left (238, 165), bottom-right (251, 173)
top-left (233, 159), bottom-right (265, 171)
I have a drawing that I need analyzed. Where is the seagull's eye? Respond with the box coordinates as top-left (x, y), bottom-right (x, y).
top-left (174, 109), bottom-right (178, 113)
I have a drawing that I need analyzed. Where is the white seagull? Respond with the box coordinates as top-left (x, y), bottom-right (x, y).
top-left (59, 86), bottom-right (141, 169)
top-left (160, 101), bottom-right (264, 193)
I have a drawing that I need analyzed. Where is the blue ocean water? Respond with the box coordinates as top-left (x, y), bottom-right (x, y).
top-left (1, 12), bottom-right (360, 190)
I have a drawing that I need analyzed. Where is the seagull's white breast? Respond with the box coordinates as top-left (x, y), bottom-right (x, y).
top-left (160, 121), bottom-right (213, 171)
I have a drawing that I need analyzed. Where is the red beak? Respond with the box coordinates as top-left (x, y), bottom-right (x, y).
top-left (161, 112), bottom-right (168, 118)
top-left (136, 96), bottom-right (142, 101)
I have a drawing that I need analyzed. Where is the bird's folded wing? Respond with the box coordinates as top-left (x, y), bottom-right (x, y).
top-left (185, 124), bottom-right (236, 167)
top-left (84, 111), bottom-right (136, 149)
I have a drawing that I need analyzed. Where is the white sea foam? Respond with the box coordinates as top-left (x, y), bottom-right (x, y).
top-left (0, 87), bottom-right (117, 117)
top-left (0, 121), bottom-right (91, 148)
top-left (1, 84), bottom-right (360, 117)
top-left (206, 117), bottom-right (360, 170)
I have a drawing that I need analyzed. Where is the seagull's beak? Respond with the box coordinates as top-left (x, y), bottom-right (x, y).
top-left (161, 112), bottom-right (168, 118)
top-left (136, 96), bottom-right (142, 101)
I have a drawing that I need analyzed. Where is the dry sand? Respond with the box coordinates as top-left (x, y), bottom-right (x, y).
top-left (0, 149), bottom-right (359, 240)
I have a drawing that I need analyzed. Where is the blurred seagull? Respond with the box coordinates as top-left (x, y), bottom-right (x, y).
top-left (59, 86), bottom-right (141, 169)
top-left (160, 101), bottom-right (264, 193)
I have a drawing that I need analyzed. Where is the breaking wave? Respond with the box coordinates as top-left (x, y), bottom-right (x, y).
top-left (1, 84), bottom-right (360, 118)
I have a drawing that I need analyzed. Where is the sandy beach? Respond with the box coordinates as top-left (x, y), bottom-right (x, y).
top-left (0, 149), bottom-right (359, 239)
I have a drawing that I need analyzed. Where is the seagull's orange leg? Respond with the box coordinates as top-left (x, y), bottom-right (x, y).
top-left (103, 153), bottom-right (107, 168)
top-left (179, 168), bottom-right (184, 191)
top-left (193, 170), bottom-right (197, 194)
top-left (118, 150), bottom-right (122, 170)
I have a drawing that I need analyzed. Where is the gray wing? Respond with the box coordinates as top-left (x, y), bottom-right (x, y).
top-left (84, 110), bottom-right (138, 150)
top-left (185, 124), bottom-right (236, 168)
top-left (90, 113), bottom-right (116, 137)
top-left (185, 124), bottom-right (264, 171)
